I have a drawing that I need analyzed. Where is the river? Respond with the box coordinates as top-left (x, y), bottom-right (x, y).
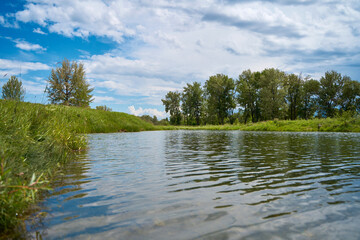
top-left (29, 131), bottom-right (360, 239)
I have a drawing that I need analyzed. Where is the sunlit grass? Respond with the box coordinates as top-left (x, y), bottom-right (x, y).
top-left (155, 117), bottom-right (360, 132)
top-left (0, 100), bottom-right (155, 235)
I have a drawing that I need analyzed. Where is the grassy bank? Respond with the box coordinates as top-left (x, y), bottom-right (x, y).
top-left (0, 100), bottom-right (155, 236)
top-left (162, 117), bottom-right (360, 132)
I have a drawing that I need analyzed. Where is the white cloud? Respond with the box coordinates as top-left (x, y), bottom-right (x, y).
top-left (128, 105), bottom-right (168, 119)
top-left (5, 0), bottom-right (360, 105)
top-left (22, 79), bottom-right (47, 95)
top-left (13, 39), bottom-right (46, 51)
top-left (82, 53), bottom-right (184, 105)
top-left (0, 59), bottom-right (50, 76)
top-left (93, 96), bottom-right (117, 103)
top-left (33, 28), bottom-right (46, 35)
top-left (15, 0), bottom-right (135, 42)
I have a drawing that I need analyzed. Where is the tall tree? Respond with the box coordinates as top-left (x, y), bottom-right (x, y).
top-left (339, 77), bottom-right (360, 113)
top-left (236, 70), bottom-right (261, 123)
top-left (162, 91), bottom-right (182, 125)
top-left (318, 70), bottom-right (344, 118)
top-left (300, 79), bottom-right (320, 119)
top-left (47, 59), bottom-right (94, 107)
top-left (258, 68), bottom-right (287, 120)
top-left (204, 74), bottom-right (236, 124)
top-left (181, 82), bottom-right (203, 125)
top-left (285, 74), bottom-right (303, 120)
top-left (70, 62), bottom-right (94, 107)
top-left (2, 75), bottom-right (25, 101)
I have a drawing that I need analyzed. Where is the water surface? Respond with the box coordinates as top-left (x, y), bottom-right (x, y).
top-left (32, 131), bottom-right (360, 239)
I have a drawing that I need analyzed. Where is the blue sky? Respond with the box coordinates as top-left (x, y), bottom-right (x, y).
top-left (1, 0), bottom-right (359, 118)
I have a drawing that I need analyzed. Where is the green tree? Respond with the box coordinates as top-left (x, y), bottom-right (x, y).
top-left (96, 105), bottom-right (112, 111)
top-left (236, 70), bottom-right (261, 123)
top-left (258, 68), bottom-right (287, 120)
top-left (204, 74), bottom-right (236, 124)
top-left (46, 59), bottom-right (94, 107)
top-left (339, 78), bottom-right (360, 113)
top-left (300, 79), bottom-right (320, 119)
top-left (318, 70), bottom-right (344, 118)
top-left (285, 74), bottom-right (303, 120)
top-left (1, 75), bottom-right (25, 101)
top-left (181, 82), bottom-right (203, 125)
top-left (139, 115), bottom-right (159, 125)
top-left (162, 91), bottom-right (182, 125)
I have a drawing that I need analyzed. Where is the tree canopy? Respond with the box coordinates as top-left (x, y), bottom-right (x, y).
top-left (2, 75), bottom-right (25, 101)
top-left (162, 69), bottom-right (360, 125)
top-left (46, 59), bottom-right (94, 107)
top-left (161, 91), bottom-right (182, 125)
top-left (204, 74), bottom-right (236, 124)
top-left (182, 82), bottom-right (203, 125)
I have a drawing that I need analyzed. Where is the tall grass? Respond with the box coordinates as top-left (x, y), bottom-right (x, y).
top-left (158, 117), bottom-right (360, 132)
top-left (0, 100), bottom-right (155, 236)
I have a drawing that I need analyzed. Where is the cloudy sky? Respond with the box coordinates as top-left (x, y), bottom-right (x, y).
top-left (1, 0), bottom-right (359, 118)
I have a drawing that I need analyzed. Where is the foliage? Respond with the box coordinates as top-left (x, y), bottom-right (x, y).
top-left (285, 73), bottom-right (303, 120)
top-left (96, 105), bottom-right (112, 111)
top-left (161, 91), bottom-right (182, 125)
top-left (139, 115), bottom-right (158, 125)
top-left (0, 100), bottom-right (155, 234)
top-left (204, 74), bottom-right (236, 124)
top-left (46, 59), bottom-right (94, 107)
top-left (339, 78), bottom-right (360, 113)
top-left (182, 82), bottom-right (203, 125)
top-left (236, 70), bottom-right (261, 123)
top-left (318, 70), bottom-right (344, 118)
top-left (162, 69), bottom-right (359, 126)
top-left (258, 68), bottom-right (287, 121)
top-left (300, 79), bottom-right (320, 119)
top-left (1, 76), bottom-right (25, 101)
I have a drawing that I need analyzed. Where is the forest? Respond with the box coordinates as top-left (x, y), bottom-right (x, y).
top-left (162, 69), bottom-right (360, 125)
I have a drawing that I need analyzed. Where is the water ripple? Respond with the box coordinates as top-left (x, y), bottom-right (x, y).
top-left (31, 131), bottom-right (360, 240)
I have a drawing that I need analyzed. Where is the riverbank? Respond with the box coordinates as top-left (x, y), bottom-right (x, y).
top-left (0, 100), bottom-right (155, 237)
top-left (1, 100), bottom-right (359, 236)
top-left (159, 116), bottom-right (360, 132)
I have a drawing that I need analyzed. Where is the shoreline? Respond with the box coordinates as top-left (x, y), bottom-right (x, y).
top-left (1, 100), bottom-right (359, 236)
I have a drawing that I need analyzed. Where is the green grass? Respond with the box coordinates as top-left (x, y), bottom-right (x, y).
top-left (0, 100), bottom-right (155, 236)
top-left (158, 117), bottom-right (360, 132)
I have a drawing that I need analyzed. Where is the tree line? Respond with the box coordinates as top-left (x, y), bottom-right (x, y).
top-left (162, 69), bottom-right (360, 125)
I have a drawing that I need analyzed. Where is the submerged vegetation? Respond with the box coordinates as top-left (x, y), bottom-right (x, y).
top-left (0, 100), bottom-right (155, 236)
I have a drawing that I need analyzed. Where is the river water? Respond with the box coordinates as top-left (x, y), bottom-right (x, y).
top-left (31, 131), bottom-right (360, 239)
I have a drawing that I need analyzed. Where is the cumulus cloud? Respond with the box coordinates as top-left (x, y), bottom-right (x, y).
top-left (33, 27), bottom-right (46, 35)
top-left (93, 96), bottom-right (117, 103)
top-left (128, 105), bottom-right (168, 119)
top-left (15, 0), bottom-right (135, 42)
top-left (21, 79), bottom-right (47, 95)
top-left (0, 59), bottom-right (50, 76)
top-left (4, 0), bottom-right (360, 106)
top-left (81, 53), bottom-right (184, 105)
top-left (13, 39), bottom-right (46, 51)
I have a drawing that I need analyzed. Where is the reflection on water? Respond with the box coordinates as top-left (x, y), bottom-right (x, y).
top-left (30, 131), bottom-right (360, 239)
